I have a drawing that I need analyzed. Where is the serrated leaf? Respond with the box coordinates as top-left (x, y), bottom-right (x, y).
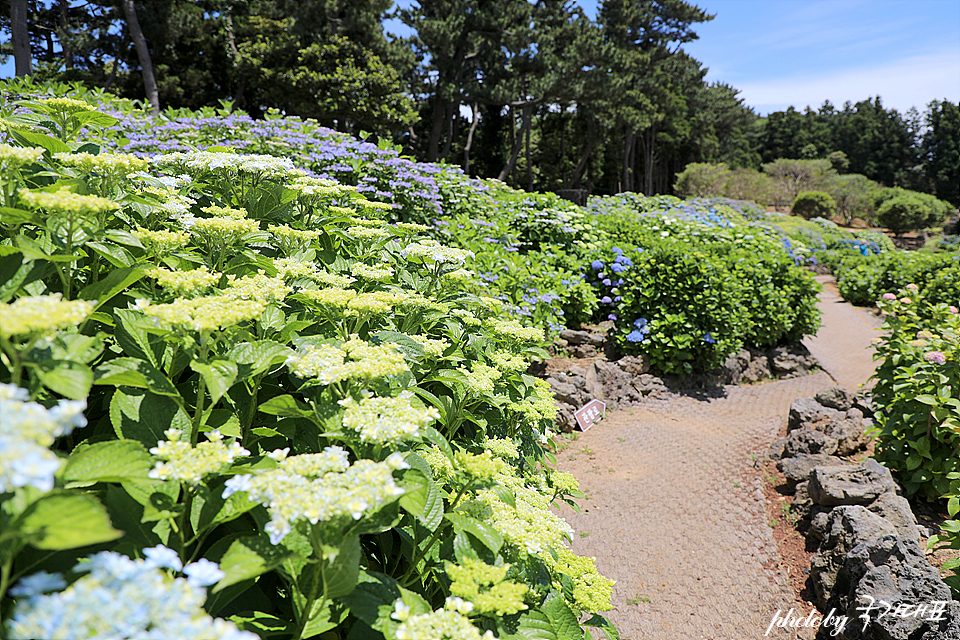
top-left (515, 610), bottom-right (558, 640)
top-left (226, 340), bottom-right (292, 380)
top-left (95, 357), bottom-right (180, 397)
top-left (444, 512), bottom-right (503, 554)
top-left (110, 388), bottom-right (191, 448)
top-left (64, 440), bottom-right (152, 487)
top-left (34, 359), bottom-right (93, 399)
top-left (18, 491), bottom-right (122, 550)
top-left (259, 394), bottom-right (312, 418)
top-left (399, 468), bottom-right (443, 531)
top-left (78, 266), bottom-right (144, 311)
top-left (191, 358), bottom-right (238, 406)
top-left (582, 614), bottom-right (619, 640)
top-left (215, 534), bottom-right (296, 591)
top-left (542, 597), bottom-right (582, 640)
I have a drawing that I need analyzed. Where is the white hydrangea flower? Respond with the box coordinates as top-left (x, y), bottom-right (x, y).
top-left (0, 384), bottom-right (86, 493)
top-left (400, 238), bottom-right (473, 266)
top-left (393, 604), bottom-right (497, 640)
top-left (7, 549), bottom-right (257, 640)
top-left (339, 391), bottom-right (440, 445)
top-left (0, 294), bottom-right (95, 339)
top-left (222, 447), bottom-right (405, 544)
top-left (148, 428), bottom-right (250, 485)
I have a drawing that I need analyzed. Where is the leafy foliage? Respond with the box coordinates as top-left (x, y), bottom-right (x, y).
top-left (791, 191), bottom-right (836, 220)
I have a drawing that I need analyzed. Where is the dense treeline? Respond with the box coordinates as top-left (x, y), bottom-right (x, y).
top-left (1, 0), bottom-right (956, 203)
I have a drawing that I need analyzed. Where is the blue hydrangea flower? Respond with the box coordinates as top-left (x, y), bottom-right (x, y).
top-left (610, 263), bottom-right (625, 273)
top-left (591, 260), bottom-right (604, 270)
top-left (600, 296), bottom-right (612, 304)
top-left (626, 330), bottom-right (646, 342)
top-left (702, 332), bottom-right (716, 344)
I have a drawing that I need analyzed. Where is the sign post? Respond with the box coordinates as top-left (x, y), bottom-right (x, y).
top-left (573, 399), bottom-right (606, 431)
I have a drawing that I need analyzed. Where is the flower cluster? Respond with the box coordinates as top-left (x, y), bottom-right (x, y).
top-left (446, 558), bottom-right (528, 617)
top-left (401, 238), bottom-right (473, 266)
top-left (285, 338), bottom-right (409, 384)
top-left (7, 549), bottom-right (254, 640)
top-left (0, 383), bottom-right (86, 492)
top-left (149, 429), bottom-right (250, 485)
top-left (139, 296), bottom-right (265, 332)
top-left (485, 319), bottom-right (543, 344)
top-left (391, 600), bottom-right (496, 640)
top-left (223, 448), bottom-right (407, 543)
top-left (224, 272), bottom-right (291, 304)
top-left (19, 189), bottom-right (119, 215)
top-left (133, 227), bottom-right (191, 254)
top-left (53, 151), bottom-right (149, 178)
top-left (541, 546), bottom-right (615, 613)
top-left (409, 335), bottom-right (451, 358)
top-left (188, 216), bottom-right (261, 242)
top-left (625, 317), bottom-right (650, 343)
top-left (0, 144), bottom-right (44, 170)
top-left (153, 151), bottom-right (303, 180)
top-left (146, 266), bottom-right (221, 297)
top-left (339, 391), bottom-right (440, 444)
top-left (0, 294), bottom-right (95, 339)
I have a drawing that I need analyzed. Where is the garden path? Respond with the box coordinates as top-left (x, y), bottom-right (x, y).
top-left (554, 276), bottom-right (883, 639)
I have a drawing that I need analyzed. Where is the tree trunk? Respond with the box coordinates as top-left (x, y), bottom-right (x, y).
top-left (426, 95), bottom-right (448, 162)
top-left (566, 118), bottom-right (595, 190)
top-left (441, 102), bottom-right (458, 160)
top-left (498, 104), bottom-right (533, 183)
top-left (621, 130), bottom-right (636, 193)
top-left (121, 0), bottom-right (160, 114)
top-left (526, 112), bottom-right (533, 192)
top-left (11, 0), bottom-right (31, 77)
top-left (59, 0), bottom-right (73, 69)
top-left (463, 103), bottom-right (479, 174)
top-left (224, 14), bottom-right (245, 107)
top-left (640, 122), bottom-right (658, 195)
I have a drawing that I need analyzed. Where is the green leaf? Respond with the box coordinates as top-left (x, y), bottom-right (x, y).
top-left (342, 571), bottom-right (430, 636)
top-left (64, 440), bottom-right (153, 487)
top-left (230, 612), bottom-right (292, 638)
top-left (259, 394), bottom-right (312, 418)
top-left (915, 395), bottom-right (939, 406)
top-left (95, 357), bottom-right (180, 398)
top-left (582, 615), bottom-right (619, 640)
top-left (86, 241), bottom-right (135, 268)
top-left (444, 513), bottom-right (503, 554)
top-left (78, 266), bottom-right (144, 311)
top-left (104, 484), bottom-right (169, 548)
top-left (71, 110), bottom-right (119, 128)
top-left (9, 128), bottom-right (70, 154)
top-left (34, 359), bottom-right (93, 399)
top-left (113, 309), bottom-right (163, 367)
top-left (18, 491), bottom-right (122, 550)
top-left (515, 610), bottom-right (558, 640)
top-left (215, 534), bottom-right (296, 591)
top-left (399, 468), bottom-right (443, 531)
top-left (0, 207), bottom-right (35, 225)
top-left (191, 358), bottom-right (238, 406)
top-left (321, 534), bottom-right (362, 599)
top-left (194, 479), bottom-right (259, 533)
top-left (542, 597), bottom-right (582, 640)
top-left (226, 340), bottom-right (292, 380)
top-left (110, 388), bottom-right (191, 448)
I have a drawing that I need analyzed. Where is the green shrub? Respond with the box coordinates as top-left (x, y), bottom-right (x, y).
top-left (875, 188), bottom-right (954, 234)
top-left (835, 252), bottom-right (960, 306)
top-left (792, 191), bottom-right (837, 220)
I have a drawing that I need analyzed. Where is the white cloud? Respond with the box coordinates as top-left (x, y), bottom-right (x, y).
top-left (738, 50), bottom-right (960, 115)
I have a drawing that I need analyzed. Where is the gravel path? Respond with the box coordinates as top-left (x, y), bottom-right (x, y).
top-left (555, 277), bottom-right (883, 639)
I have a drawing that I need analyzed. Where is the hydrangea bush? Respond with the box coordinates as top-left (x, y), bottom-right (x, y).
top-left (0, 92), bottom-right (616, 640)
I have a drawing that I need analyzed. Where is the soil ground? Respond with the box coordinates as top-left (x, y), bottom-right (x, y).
top-left (551, 275), bottom-right (926, 640)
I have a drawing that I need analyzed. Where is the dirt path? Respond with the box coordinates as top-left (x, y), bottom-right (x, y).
top-left (555, 277), bottom-right (883, 639)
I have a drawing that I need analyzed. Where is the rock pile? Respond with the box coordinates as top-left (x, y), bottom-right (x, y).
top-left (771, 388), bottom-right (958, 639)
top-left (543, 324), bottom-right (821, 431)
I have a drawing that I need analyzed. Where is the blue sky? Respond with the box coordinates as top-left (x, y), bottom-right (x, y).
top-left (3, 0), bottom-right (958, 117)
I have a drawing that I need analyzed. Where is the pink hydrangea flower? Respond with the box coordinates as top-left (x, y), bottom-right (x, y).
top-left (906, 283), bottom-right (919, 291)
top-left (900, 297), bottom-right (912, 304)
top-left (924, 351), bottom-right (947, 365)
top-left (882, 293), bottom-right (897, 301)
top-left (950, 306), bottom-right (958, 314)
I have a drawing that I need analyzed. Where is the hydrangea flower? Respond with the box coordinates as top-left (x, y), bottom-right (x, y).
top-left (924, 351), bottom-right (947, 365)
top-left (20, 189), bottom-right (119, 215)
top-left (7, 549), bottom-right (256, 640)
top-left (149, 429), bottom-right (250, 485)
top-left (392, 601), bottom-right (497, 640)
top-left (0, 383), bottom-right (86, 493)
top-left (0, 294), bottom-right (96, 339)
top-left (446, 558), bottom-right (528, 616)
top-left (339, 391), bottom-right (440, 444)
top-left (286, 338), bottom-right (409, 384)
top-left (140, 296), bottom-right (265, 333)
top-left (146, 266), bottom-right (221, 297)
top-left (222, 447), bottom-right (406, 544)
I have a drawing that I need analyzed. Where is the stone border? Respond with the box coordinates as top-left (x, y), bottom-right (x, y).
top-left (538, 323), bottom-right (819, 432)
top-left (770, 387), bottom-right (959, 639)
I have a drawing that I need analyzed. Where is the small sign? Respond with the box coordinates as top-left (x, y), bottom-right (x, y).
top-left (574, 399), bottom-right (606, 431)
